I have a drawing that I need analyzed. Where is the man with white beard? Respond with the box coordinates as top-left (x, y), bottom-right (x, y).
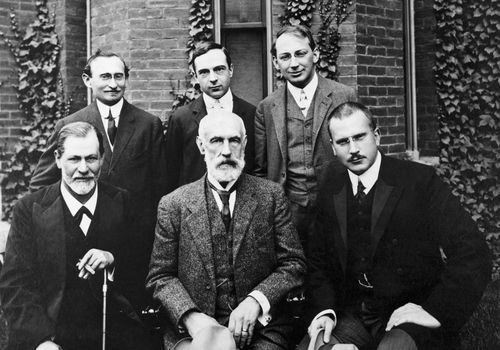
top-left (0, 122), bottom-right (153, 350)
top-left (147, 111), bottom-right (306, 350)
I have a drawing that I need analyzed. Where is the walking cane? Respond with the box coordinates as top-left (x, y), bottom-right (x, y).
top-left (102, 269), bottom-right (108, 350)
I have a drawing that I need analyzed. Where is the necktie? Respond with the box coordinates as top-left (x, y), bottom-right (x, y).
top-left (208, 180), bottom-right (239, 232)
top-left (210, 99), bottom-right (223, 110)
top-left (298, 89), bottom-right (307, 116)
top-left (74, 206), bottom-right (93, 233)
top-left (355, 179), bottom-right (366, 203)
top-left (106, 109), bottom-right (117, 145)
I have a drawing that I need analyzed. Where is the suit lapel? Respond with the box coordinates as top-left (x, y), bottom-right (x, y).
top-left (271, 87), bottom-right (288, 163)
top-left (332, 175), bottom-right (348, 272)
top-left (34, 183), bottom-right (67, 320)
top-left (192, 96), bottom-right (208, 126)
top-left (110, 100), bottom-right (135, 170)
top-left (231, 175), bottom-right (258, 262)
top-left (85, 103), bottom-right (112, 173)
top-left (185, 177), bottom-right (216, 281)
top-left (312, 81), bottom-right (333, 151)
top-left (369, 159), bottom-right (403, 260)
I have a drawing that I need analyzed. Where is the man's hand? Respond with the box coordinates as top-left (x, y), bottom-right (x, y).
top-left (76, 248), bottom-right (114, 279)
top-left (35, 340), bottom-right (62, 350)
top-left (228, 296), bottom-right (261, 349)
top-left (182, 311), bottom-right (220, 337)
top-left (308, 315), bottom-right (336, 344)
top-left (386, 303), bottom-right (441, 331)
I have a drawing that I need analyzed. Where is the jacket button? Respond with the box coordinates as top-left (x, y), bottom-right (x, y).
top-left (396, 267), bottom-right (404, 275)
top-left (392, 238), bottom-right (398, 245)
top-left (205, 284), bottom-right (210, 290)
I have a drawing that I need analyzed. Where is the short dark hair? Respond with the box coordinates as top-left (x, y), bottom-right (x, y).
top-left (56, 122), bottom-right (105, 157)
top-left (327, 102), bottom-right (377, 137)
top-left (82, 49), bottom-right (130, 78)
top-left (189, 41), bottom-right (232, 73)
top-left (271, 25), bottom-right (316, 57)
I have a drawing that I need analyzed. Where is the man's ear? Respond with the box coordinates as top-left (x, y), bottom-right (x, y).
top-left (82, 73), bottom-right (92, 88)
top-left (312, 48), bottom-right (320, 64)
top-left (272, 56), bottom-right (280, 71)
top-left (54, 150), bottom-right (62, 169)
top-left (196, 136), bottom-right (205, 155)
top-left (374, 127), bottom-right (381, 146)
top-left (228, 64), bottom-right (234, 78)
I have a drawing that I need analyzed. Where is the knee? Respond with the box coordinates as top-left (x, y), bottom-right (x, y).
top-left (378, 329), bottom-right (417, 350)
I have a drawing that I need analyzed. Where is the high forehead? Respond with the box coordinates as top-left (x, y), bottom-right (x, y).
top-left (194, 49), bottom-right (228, 70)
top-left (89, 56), bottom-right (125, 75)
top-left (275, 33), bottom-right (312, 54)
top-left (62, 133), bottom-right (100, 155)
top-left (329, 111), bottom-right (372, 138)
top-left (201, 115), bottom-right (244, 138)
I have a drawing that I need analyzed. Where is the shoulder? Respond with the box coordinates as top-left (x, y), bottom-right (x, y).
top-left (380, 155), bottom-right (436, 186)
top-left (233, 95), bottom-right (256, 111)
top-left (98, 181), bottom-right (130, 200)
top-left (170, 97), bottom-right (202, 119)
top-left (123, 100), bottom-right (161, 125)
top-left (259, 85), bottom-right (285, 106)
top-left (242, 174), bottom-right (284, 198)
top-left (318, 76), bottom-right (355, 95)
top-left (159, 177), bottom-right (204, 206)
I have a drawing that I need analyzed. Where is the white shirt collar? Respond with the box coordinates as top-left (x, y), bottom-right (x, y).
top-left (60, 181), bottom-right (98, 217)
top-left (287, 73), bottom-right (318, 104)
top-left (96, 98), bottom-right (123, 127)
top-left (348, 151), bottom-right (382, 195)
top-left (207, 173), bottom-right (237, 217)
top-left (203, 89), bottom-right (233, 111)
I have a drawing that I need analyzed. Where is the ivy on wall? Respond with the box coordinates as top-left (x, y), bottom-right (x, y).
top-left (316, 0), bottom-right (353, 80)
top-left (434, 0), bottom-right (500, 272)
top-left (280, 0), bottom-right (316, 27)
top-left (0, 0), bottom-right (71, 220)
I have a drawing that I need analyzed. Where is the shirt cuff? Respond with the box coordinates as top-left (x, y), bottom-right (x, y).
top-left (248, 290), bottom-right (272, 326)
top-left (107, 267), bottom-right (115, 282)
top-left (313, 309), bottom-right (337, 328)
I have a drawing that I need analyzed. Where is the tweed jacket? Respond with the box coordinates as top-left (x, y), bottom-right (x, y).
top-left (147, 173), bottom-right (306, 347)
top-left (254, 76), bottom-right (356, 188)
top-left (307, 155), bottom-right (491, 345)
top-left (164, 94), bottom-right (256, 194)
top-left (0, 182), bottom-right (141, 350)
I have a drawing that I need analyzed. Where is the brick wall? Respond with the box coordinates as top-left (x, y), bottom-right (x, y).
top-left (355, 0), bottom-right (406, 155)
top-left (0, 0), bottom-right (36, 154)
top-left (414, 0), bottom-right (439, 156)
top-left (91, 0), bottom-right (191, 117)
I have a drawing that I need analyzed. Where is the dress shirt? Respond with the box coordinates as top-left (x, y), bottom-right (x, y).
top-left (348, 151), bottom-right (382, 195)
top-left (96, 98), bottom-right (123, 149)
top-left (287, 73), bottom-right (318, 116)
top-left (207, 174), bottom-right (272, 326)
top-left (60, 182), bottom-right (97, 236)
top-left (203, 88), bottom-right (234, 111)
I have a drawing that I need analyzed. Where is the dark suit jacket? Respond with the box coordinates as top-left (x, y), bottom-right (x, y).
top-left (30, 99), bottom-right (167, 231)
top-left (164, 94), bottom-right (256, 194)
top-left (255, 76), bottom-right (356, 188)
top-left (308, 155), bottom-right (491, 345)
top-left (0, 182), bottom-right (141, 350)
top-left (147, 174), bottom-right (307, 348)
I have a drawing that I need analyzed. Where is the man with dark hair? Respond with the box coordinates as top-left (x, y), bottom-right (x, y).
top-left (29, 50), bottom-right (166, 312)
top-left (255, 25), bottom-right (356, 254)
top-left (0, 122), bottom-right (153, 350)
top-left (164, 41), bottom-right (256, 194)
top-left (299, 102), bottom-right (491, 350)
top-left (148, 111), bottom-right (306, 350)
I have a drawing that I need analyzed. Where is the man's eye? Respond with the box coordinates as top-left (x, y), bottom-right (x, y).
top-left (337, 139), bottom-right (349, 146)
top-left (114, 74), bottom-right (125, 80)
top-left (100, 74), bottom-right (111, 80)
top-left (295, 51), bottom-right (307, 57)
top-left (198, 70), bottom-right (209, 77)
top-left (214, 66), bottom-right (227, 73)
top-left (278, 54), bottom-right (290, 61)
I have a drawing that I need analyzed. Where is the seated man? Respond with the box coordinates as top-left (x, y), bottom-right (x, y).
top-left (147, 111), bottom-right (307, 350)
top-left (0, 122), bottom-right (153, 350)
top-left (299, 102), bottom-right (491, 350)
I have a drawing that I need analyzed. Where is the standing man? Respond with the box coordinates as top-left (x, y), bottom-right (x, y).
top-left (165, 41), bottom-right (256, 194)
top-left (0, 122), bottom-right (153, 350)
top-left (300, 102), bottom-right (491, 350)
top-left (147, 111), bottom-right (306, 350)
top-left (29, 50), bottom-right (166, 311)
top-left (255, 25), bottom-right (356, 252)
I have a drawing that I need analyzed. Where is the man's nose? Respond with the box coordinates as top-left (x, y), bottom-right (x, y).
top-left (209, 70), bottom-right (218, 82)
top-left (108, 77), bottom-right (118, 88)
top-left (221, 140), bottom-right (231, 156)
top-left (290, 55), bottom-right (299, 67)
top-left (348, 140), bottom-right (359, 153)
top-left (77, 160), bottom-right (89, 173)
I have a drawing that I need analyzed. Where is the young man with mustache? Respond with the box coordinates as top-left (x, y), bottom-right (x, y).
top-left (299, 102), bottom-right (491, 350)
top-left (147, 111), bottom-right (306, 350)
top-left (0, 122), bottom-right (153, 350)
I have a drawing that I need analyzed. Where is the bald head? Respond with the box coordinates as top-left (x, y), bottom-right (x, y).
top-left (196, 111), bottom-right (247, 184)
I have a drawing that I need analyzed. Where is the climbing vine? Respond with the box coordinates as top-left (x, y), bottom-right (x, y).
top-left (316, 0), bottom-right (353, 80)
top-left (280, 0), bottom-right (316, 27)
top-left (0, 0), bottom-right (71, 220)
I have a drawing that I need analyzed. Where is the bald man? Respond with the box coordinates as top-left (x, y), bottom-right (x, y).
top-left (147, 111), bottom-right (306, 350)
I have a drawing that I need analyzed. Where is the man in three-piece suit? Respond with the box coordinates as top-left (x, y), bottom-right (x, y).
top-left (0, 122), bottom-right (153, 350)
top-left (255, 25), bottom-right (356, 253)
top-left (164, 41), bottom-right (256, 194)
top-left (300, 102), bottom-right (491, 350)
top-left (147, 111), bottom-right (306, 350)
top-left (29, 50), bottom-right (166, 311)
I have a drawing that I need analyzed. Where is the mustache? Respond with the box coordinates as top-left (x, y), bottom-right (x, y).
top-left (217, 159), bottom-right (238, 167)
top-left (348, 154), bottom-right (365, 162)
